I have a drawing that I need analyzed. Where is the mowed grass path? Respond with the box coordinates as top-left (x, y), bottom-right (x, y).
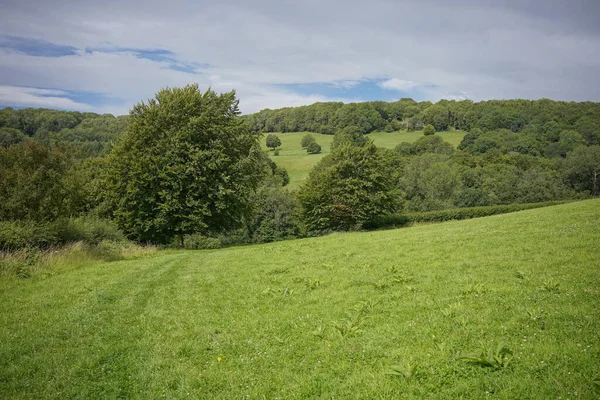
top-left (1, 200), bottom-right (599, 399)
top-left (260, 130), bottom-right (466, 187)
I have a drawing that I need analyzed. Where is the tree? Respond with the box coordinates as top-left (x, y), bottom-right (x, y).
top-left (306, 141), bottom-right (322, 154)
top-left (563, 145), bottom-right (600, 196)
top-left (301, 134), bottom-right (316, 148)
top-left (423, 124), bottom-right (436, 136)
top-left (105, 85), bottom-right (264, 245)
top-left (299, 142), bottom-right (401, 232)
top-left (331, 126), bottom-right (367, 150)
top-left (0, 141), bottom-right (75, 221)
top-left (266, 134), bottom-right (281, 150)
top-left (0, 128), bottom-right (26, 148)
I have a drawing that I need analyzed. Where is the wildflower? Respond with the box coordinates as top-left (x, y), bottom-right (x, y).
top-left (217, 356), bottom-right (222, 361)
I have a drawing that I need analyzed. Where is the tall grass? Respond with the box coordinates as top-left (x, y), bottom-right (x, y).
top-left (0, 241), bottom-right (156, 279)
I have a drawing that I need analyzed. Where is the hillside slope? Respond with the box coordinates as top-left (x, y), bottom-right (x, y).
top-left (1, 200), bottom-right (599, 399)
top-left (261, 130), bottom-right (466, 187)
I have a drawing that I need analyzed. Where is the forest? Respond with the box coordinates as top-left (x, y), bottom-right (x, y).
top-left (1, 88), bottom-right (599, 250)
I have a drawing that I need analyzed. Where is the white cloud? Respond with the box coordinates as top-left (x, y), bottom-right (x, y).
top-left (0, 85), bottom-right (94, 110)
top-left (378, 79), bottom-right (419, 91)
top-left (0, 0), bottom-right (598, 114)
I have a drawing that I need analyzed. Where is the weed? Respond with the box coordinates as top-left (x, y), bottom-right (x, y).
top-left (385, 265), bottom-right (398, 274)
top-left (460, 342), bottom-right (513, 369)
top-left (305, 279), bottom-right (325, 290)
top-left (541, 279), bottom-right (560, 293)
top-left (515, 270), bottom-right (530, 280)
top-left (385, 361), bottom-right (417, 378)
top-left (312, 325), bottom-right (326, 339)
top-left (373, 279), bottom-right (390, 290)
top-left (462, 282), bottom-right (487, 296)
top-left (267, 267), bottom-right (289, 275)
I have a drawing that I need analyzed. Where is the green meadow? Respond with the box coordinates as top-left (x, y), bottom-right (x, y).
top-left (260, 130), bottom-right (467, 187)
top-left (1, 200), bottom-right (599, 399)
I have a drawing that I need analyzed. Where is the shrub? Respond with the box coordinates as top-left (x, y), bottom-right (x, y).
top-left (0, 220), bottom-right (57, 250)
top-left (301, 134), bottom-right (316, 148)
top-left (56, 217), bottom-right (125, 245)
top-left (0, 216), bottom-right (125, 250)
top-left (273, 149), bottom-right (280, 156)
top-left (365, 201), bottom-right (569, 230)
top-left (87, 240), bottom-right (124, 262)
top-left (306, 141), bottom-right (322, 154)
top-left (182, 234), bottom-right (222, 250)
top-left (423, 124), bottom-right (436, 136)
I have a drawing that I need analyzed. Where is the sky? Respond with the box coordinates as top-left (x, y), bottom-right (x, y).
top-left (0, 0), bottom-right (599, 115)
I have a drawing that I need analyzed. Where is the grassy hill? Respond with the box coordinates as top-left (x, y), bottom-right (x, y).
top-left (1, 200), bottom-right (599, 399)
top-left (260, 130), bottom-right (467, 187)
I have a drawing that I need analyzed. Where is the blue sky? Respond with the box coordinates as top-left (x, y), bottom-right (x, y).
top-left (0, 0), bottom-right (598, 115)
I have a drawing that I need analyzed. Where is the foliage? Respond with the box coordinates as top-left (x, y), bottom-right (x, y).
top-left (180, 234), bottom-right (222, 250)
top-left (363, 200), bottom-right (569, 229)
top-left (265, 134), bottom-right (281, 150)
top-left (300, 134), bottom-right (316, 148)
top-left (460, 342), bottom-right (513, 369)
top-left (0, 127), bottom-right (26, 147)
top-left (0, 141), bottom-right (76, 221)
top-left (306, 141), bottom-right (321, 154)
top-left (0, 216), bottom-right (125, 250)
top-left (331, 126), bottom-right (368, 150)
top-left (105, 85), bottom-right (264, 244)
top-left (299, 142), bottom-right (401, 232)
top-left (395, 135), bottom-right (454, 156)
top-left (423, 124), bottom-right (436, 136)
top-left (563, 145), bottom-right (600, 196)
top-left (245, 183), bottom-right (301, 243)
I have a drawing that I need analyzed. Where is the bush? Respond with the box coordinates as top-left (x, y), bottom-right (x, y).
top-left (0, 216), bottom-right (125, 250)
top-left (87, 240), bottom-right (124, 262)
top-left (301, 134), bottom-right (316, 148)
top-left (365, 201), bottom-right (569, 230)
top-left (423, 124), bottom-right (436, 136)
top-left (182, 234), bottom-right (222, 250)
top-left (273, 149), bottom-right (280, 156)
top-left (0, 220), bottom-right (57, 250)
top-left (306, 141), bottom-right (322, 154)
top-left (56, 217), bottom-right (125, 245)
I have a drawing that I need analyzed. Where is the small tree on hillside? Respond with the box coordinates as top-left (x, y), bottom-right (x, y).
top-left (301, 134), bottom-right (316, 148)
top-left (299, 142), bottom-right (401, 232)
top-left (306, 141), bottom-right (321, 154)
top-left (423, 124), bottom-right (436, 136)
top-left (266, 134), bottom-right (281, 150)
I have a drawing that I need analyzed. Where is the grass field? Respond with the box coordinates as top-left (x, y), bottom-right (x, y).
top-left (260, 130), bottom-right (467, 188)
top-left (1, 200), bottom-right (599, 399)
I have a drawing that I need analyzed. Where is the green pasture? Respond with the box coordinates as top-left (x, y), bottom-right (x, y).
top-left (260, 130), bottom-right (467, 187)
top-left (1, 200), bottom-right (598, 399)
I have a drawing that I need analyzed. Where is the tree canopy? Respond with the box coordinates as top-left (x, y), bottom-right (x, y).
top-left (105, 84), bottom-right (264, 244)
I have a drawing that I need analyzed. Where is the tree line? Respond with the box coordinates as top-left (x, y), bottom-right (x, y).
top-left (244, 98), bottom-right (600, 142)
top-left (1, 88), bottom-right (599, 250)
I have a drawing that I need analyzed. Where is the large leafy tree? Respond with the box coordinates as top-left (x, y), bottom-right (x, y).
top-left (299, 141), bottom-right (401, 232)
top-left (105, 85), bottom-right (264, 245)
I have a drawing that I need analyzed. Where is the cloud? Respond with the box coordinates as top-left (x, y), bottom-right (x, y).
top-left (0, 85), bottom-right (94, 110)
top-left (0, 0), bottom-right (598, 114)
top-left (0, 35), bottom-right (78, 57)
top-left (378, 79), bottom-right (420, 91)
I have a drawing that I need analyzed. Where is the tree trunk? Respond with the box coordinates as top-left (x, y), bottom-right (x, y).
top-left (177, 233), bottom-right (184, 248)
top-left (593, 170), bottom-right (598, 197)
